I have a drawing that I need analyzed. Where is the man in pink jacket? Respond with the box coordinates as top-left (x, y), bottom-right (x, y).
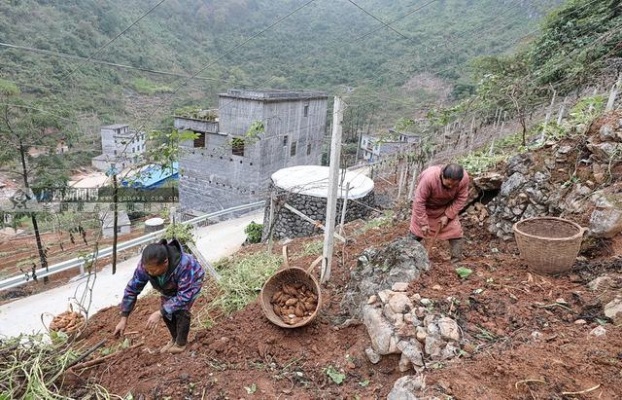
top-left (409, 163), bottom-right (470, 263)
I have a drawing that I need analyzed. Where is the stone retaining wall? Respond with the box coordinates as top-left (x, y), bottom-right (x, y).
top-left (262, 183), bottom-right (375, 240)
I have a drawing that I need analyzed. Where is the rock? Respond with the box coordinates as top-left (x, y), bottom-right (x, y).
top-left (424, 334), bottom-right (444, 360)
top-left (598, 124), bottom-right (622, 142)
top-left (589, 191), bottom-right (622, 238)
top-left (389, 293), bottom-right (414, 314)
top-left (347, 237), bottom-right (429, 317)
top-left (367, 295), bottom-right (378, 305)
top-left (473, 172), bottom-right (504, 191)
top-left (398, 354), bottom-right (412, 372)
top-left (387, 376), bottom-right (426, 400)
top-left (420, 298), bottom-right (432, 306)
top-left (404, 310), bottom-right (421, 326)
top-left (362, 304), bottom-right (395, 355)
top-left (499, 172), bottom-right (528, 197)
top-left (506, 154), bottom-right (534, 175)
top-left (588, 275), bottom-right (620, 291)
top-left (604, 295), bottom-right (622, 325)
top-left (415, 326), bottom-right (427, 343)
top-left (378, 289), bottom-right (395, 304)
top-left (589, 326), bottom-right (607, 337)
top-left (441, 342), bottom-right (460, 360)
top-left (365, 347), bottom-right (381, 364)
top-left (437, 317), bottom-right (460, 342)
top-left (587, 142), bottom-right (621, 163)
top-left (397, 339), bottom-right (424, 368)
top-left (392, 282), bottom-right (409, 292)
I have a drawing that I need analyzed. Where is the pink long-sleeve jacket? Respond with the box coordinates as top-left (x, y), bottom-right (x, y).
top-left (409, 165), bottom-right (470, 240)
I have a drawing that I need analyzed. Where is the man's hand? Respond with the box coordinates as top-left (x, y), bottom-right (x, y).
top-left (146, 311), bottom-right (162, 329)
top-left (114, 317), bottom-right (127, 337)
top-left (439, 216), bottom-right (449, 229)
top-left (421, 225), bottom-right (430, 237)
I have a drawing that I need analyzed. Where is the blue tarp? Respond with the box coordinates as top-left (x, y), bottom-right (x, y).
top-left (121, 162), bottom-right (179, 189)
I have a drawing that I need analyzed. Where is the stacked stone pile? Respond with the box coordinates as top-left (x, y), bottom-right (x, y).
top-left (362, 283), bottom-right (465, 373)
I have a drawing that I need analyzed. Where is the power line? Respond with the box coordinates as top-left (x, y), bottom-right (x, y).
top-left (0, 42), bottom-right (221, 82)
top-left (60, 0), bottom-right (169, 83)
top-left (345, 0), bottom-right (429, 43)
top-left (133, 0), bottom-right (319, 133)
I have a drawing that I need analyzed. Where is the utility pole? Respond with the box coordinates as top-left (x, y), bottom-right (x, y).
top-left (109, 163), bottom-right (119, 275)
top-left (321, 97), bottom-right (344, 284)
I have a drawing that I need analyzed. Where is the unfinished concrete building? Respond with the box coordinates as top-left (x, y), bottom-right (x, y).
top-left (92, 124), bottom-right (146, 172)
top-left (174, 89), bottom-right (328, 216)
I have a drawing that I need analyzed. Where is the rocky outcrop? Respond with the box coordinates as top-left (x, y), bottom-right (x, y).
top-left (485, 116), bottom-right (622, 240)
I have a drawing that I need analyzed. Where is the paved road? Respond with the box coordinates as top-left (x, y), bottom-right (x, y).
top-left (0, 211), bottom-right (263, 338)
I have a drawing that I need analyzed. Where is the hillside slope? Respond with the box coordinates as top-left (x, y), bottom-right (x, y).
top-left (60, 111), bottom-right (622, 399)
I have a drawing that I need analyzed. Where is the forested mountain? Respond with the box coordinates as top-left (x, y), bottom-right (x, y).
top-left (0, 0), bottom-right (561, 136)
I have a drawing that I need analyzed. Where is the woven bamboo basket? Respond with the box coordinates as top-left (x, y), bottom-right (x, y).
top-left (513, 217), bottom-right (586, 274)
top-left (260, 250), bottom-right (322, 329)
top-left (260, 266), bottom-right (321, 328)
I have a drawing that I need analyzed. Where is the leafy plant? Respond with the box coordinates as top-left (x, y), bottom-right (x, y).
top-left (244, 383), bottom-right (257, 394)
top-left (455, 267), bottom-right (473, 279)
top-left (244, 221), bottom-right (263, 244)
top-left (164, 222), bottom-right (195, 247)
top-left (361, 210), bottom-right (394, 231)
top-left (204, 251), bottom-right (281, 315)
top-left (324, 366), bottom-right (346, 385)
top-left (297, 240), bottom-right (323, 257)
top-left (567, 95), bottom-right (606, 127)
top-left (245, 121), bottom-right (265, 140)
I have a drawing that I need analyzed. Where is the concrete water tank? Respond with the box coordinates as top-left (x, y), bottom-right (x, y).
top-left (144, 217), bottom-right (165, 233)
top-left (263, 165), bottom-right (375, 240)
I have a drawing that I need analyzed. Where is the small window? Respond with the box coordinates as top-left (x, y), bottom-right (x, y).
top-left (283, 135), bottom-right (288, 146)
top-left (194, 132), bottom-right (206, 148)
top-left (232, 138), bottom-right (245, 156)
top-left (290, 141), bottom-right (297, 157)
top-left (303, 104), bottom-right (309, 117)
top-left (307, 143), bottom-right (311, 155)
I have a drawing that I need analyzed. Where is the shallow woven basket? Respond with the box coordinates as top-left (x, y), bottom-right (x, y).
top-left (513, 217), bottom-right (586, 274)
top-left (260, 266), bottom-right (322, 329)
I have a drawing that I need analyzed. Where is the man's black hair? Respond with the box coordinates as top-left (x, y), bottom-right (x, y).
top-left (442, 163), bottom-right (464, 180)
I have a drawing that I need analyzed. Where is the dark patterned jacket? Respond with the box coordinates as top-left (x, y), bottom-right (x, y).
top-left (120, 239), bottom-right (205, 318)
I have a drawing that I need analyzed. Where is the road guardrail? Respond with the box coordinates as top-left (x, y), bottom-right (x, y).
top-left (0, 201), bottom-right (264, 292)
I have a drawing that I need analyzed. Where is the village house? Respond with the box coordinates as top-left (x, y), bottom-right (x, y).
top-left (360, 130), bottom-right (421, 162)
top-left (174, 89), bottom-right (328, 216)
top-left (92, 124), bottom-right (146, 172)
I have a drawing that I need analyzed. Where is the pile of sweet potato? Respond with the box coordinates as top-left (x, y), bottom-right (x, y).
top-left (270, 282), bottom-right (318, 325)
top-left (49, 310), bottom-right (85, 335)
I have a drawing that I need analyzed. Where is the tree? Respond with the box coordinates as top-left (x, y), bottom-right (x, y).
top-left (472, 53), bottom-right (543, 146)
top-left (0, 79), bottom-right (74, 282)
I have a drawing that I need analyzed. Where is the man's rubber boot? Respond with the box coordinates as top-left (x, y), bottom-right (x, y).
top-left (449, 238), bottom-right (463, 264)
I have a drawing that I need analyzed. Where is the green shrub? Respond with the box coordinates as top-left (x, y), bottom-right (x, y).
top-left (244, 221), bottom-right (263, 244)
